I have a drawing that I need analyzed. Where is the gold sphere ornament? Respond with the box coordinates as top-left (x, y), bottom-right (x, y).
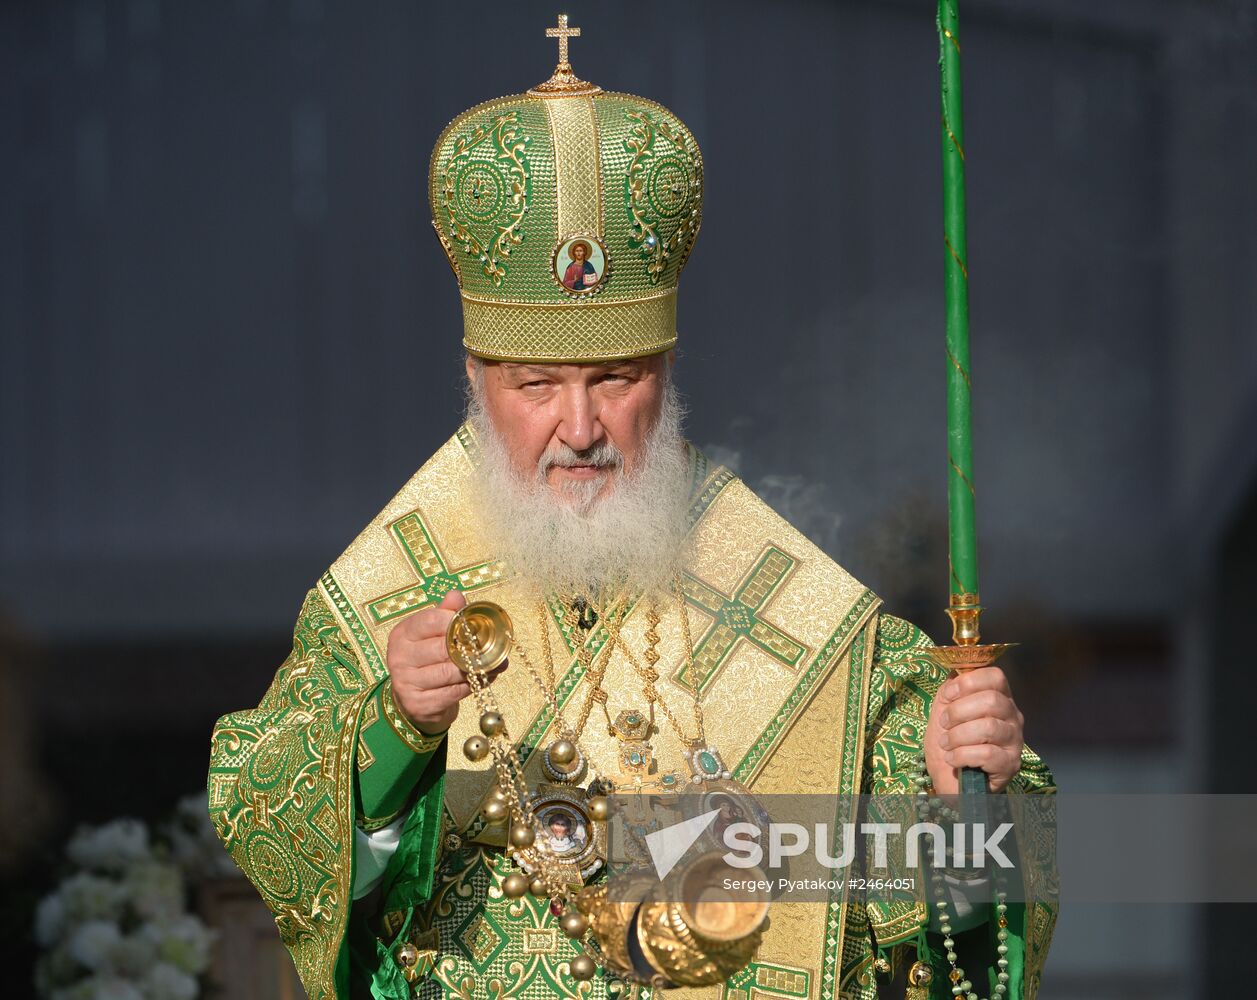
top-left (489, 783), bottom-right (510, 802)
top-left (463, 735), bottom-right (490, 762)
top-left (530, 876), bottom-right (548, 897)
top-left (482, 798), bottom-right (508, 822)
top-left (549, 739), bottom-right (577, 766)
top-left (569, 954), bottom-right (597, 982)
top-left (509, 822), bottom-right (536, 848)
top-left (587, 795), bottom-right (609, 821)
top-left (559, 911), bottom-right (589, 938)
top-left (502, 873), bottom-right (530, 898)
top-left (479, 711), bottom-right (504, 737)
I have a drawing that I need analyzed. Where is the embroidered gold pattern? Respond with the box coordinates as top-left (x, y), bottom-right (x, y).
top-left (442, 113), bottom-right (530, 287)
top-left (461, 287), bottom-right (676, 362)
top-left (215, 428), bottom-right (1056, 999)
top-left (381, 680), bottom-right (448, 755)
top-left (544, 96), bottom-right (603, 239)
top-left (355, 736), bottom-right (376, 772)
top-left (624, 109), bottom-right (702, 284)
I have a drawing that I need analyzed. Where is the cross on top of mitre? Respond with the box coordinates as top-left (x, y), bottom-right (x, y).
top-left (530, 13), bottom-right (601, 97)
top-left (547, 14), bottom-right (580, 68)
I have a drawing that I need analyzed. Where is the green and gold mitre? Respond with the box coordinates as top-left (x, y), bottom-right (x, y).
top-left (428, 15), bottom-right (703, 363)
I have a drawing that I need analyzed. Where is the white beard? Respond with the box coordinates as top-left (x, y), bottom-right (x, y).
top-left (466, 374), bottom-right (692, 601)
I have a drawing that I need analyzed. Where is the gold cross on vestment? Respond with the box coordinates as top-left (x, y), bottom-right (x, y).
top-left (546, 14), bottom-right (580, 66)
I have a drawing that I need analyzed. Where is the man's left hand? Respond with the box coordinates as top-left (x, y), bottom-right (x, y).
top-left (923, 667), bottom-right (1024, 794)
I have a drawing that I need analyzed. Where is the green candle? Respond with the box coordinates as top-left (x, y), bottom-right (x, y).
top-left (938, 0), bottom-right (990, 808)
top-left (938, 0), bottom-right (979, 599)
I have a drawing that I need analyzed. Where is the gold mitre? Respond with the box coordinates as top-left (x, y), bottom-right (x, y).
top-left (428, 14), bottom-right (704, 363)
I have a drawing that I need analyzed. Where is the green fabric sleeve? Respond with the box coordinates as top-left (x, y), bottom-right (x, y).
top-left (354, 680), bottom-right (447, 831)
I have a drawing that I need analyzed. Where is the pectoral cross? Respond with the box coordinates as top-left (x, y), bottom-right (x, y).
top-left (546, 14), bottom-right (580, 67)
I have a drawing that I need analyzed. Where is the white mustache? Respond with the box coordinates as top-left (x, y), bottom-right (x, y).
top-left (538, 441), bottom-right (624, 474)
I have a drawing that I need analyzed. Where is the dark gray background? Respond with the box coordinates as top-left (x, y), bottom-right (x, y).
top-left (3, 1), bottom-right (1256, 996)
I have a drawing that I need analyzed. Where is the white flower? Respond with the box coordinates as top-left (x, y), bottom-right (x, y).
top-left (139, 915), bottom-right (215, 976)
top-left (67, 820), bottom-right (151, 874)
top-left (140, 963), bottom-right (198, 1000)
top-left (37, 802), bottom-right (228, 1000)
top-left (123, 860), bottom-right (184, 921)
top-left (59, 872), bottom-right (127, 923)
top-left (66, 920), bottom-right (122, 970)
top-left (35, 890), bottom-right (67, 947)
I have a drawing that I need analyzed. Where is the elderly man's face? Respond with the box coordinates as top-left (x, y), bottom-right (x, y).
top-left (466, 353), bottom-right (670, 502)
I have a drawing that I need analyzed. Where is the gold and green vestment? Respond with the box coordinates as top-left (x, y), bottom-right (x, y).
top-left (208, 430), bottom-right (1056, 1000)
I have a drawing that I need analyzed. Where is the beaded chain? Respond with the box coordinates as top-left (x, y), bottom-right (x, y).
top-left (907, 753), bottom-right (1012, 1000)
top-left (589, 578), bottom-right (706, 746)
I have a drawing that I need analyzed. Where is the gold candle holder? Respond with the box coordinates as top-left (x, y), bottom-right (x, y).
top-left (922, 592), bottom-right (1016, 672)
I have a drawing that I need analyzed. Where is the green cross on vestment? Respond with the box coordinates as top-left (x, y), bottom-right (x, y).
top-left (366, 512), bottom-right (505, 624)
top-left (674, 546), bottom-right (807, 694)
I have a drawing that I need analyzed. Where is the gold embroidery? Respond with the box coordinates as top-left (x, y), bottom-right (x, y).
top-left (208, 588), bottom-right (368, 999)
top-left (441, 113), bottom-right (530, 288)
top-left (355, 735), bottom-right (375, 772)
top-left (462, 288), bottom-right (676, 362)
top-left (381, 680), bottom-right (448, 755)
top-left (522, 926), bottom-right (558, 954)
top-left (544, 96), bottom-right (603, 238)
top-left (358, 806), bottom-right (406, 833)
top-left (624, 108), bottom-right (702, 284)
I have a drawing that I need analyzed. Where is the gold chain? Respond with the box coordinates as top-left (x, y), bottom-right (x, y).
top-left (571, 607), bottom-right (617, 738)
top-left (552, 601), bottom-right (605, 738)
top-left (526, 597), bottom-right (617, 745)
top-left (674, 575), bottom-right (706, 745)
top-left (493, 602), bottom-right (619, 788)
top-left (580, 578), bottom-right (707, 747)
top-left (482, 580), bottom-right (707, 770)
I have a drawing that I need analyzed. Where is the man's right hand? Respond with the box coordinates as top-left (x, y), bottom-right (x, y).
top-left (385, 590), bottom-right (504, 735)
